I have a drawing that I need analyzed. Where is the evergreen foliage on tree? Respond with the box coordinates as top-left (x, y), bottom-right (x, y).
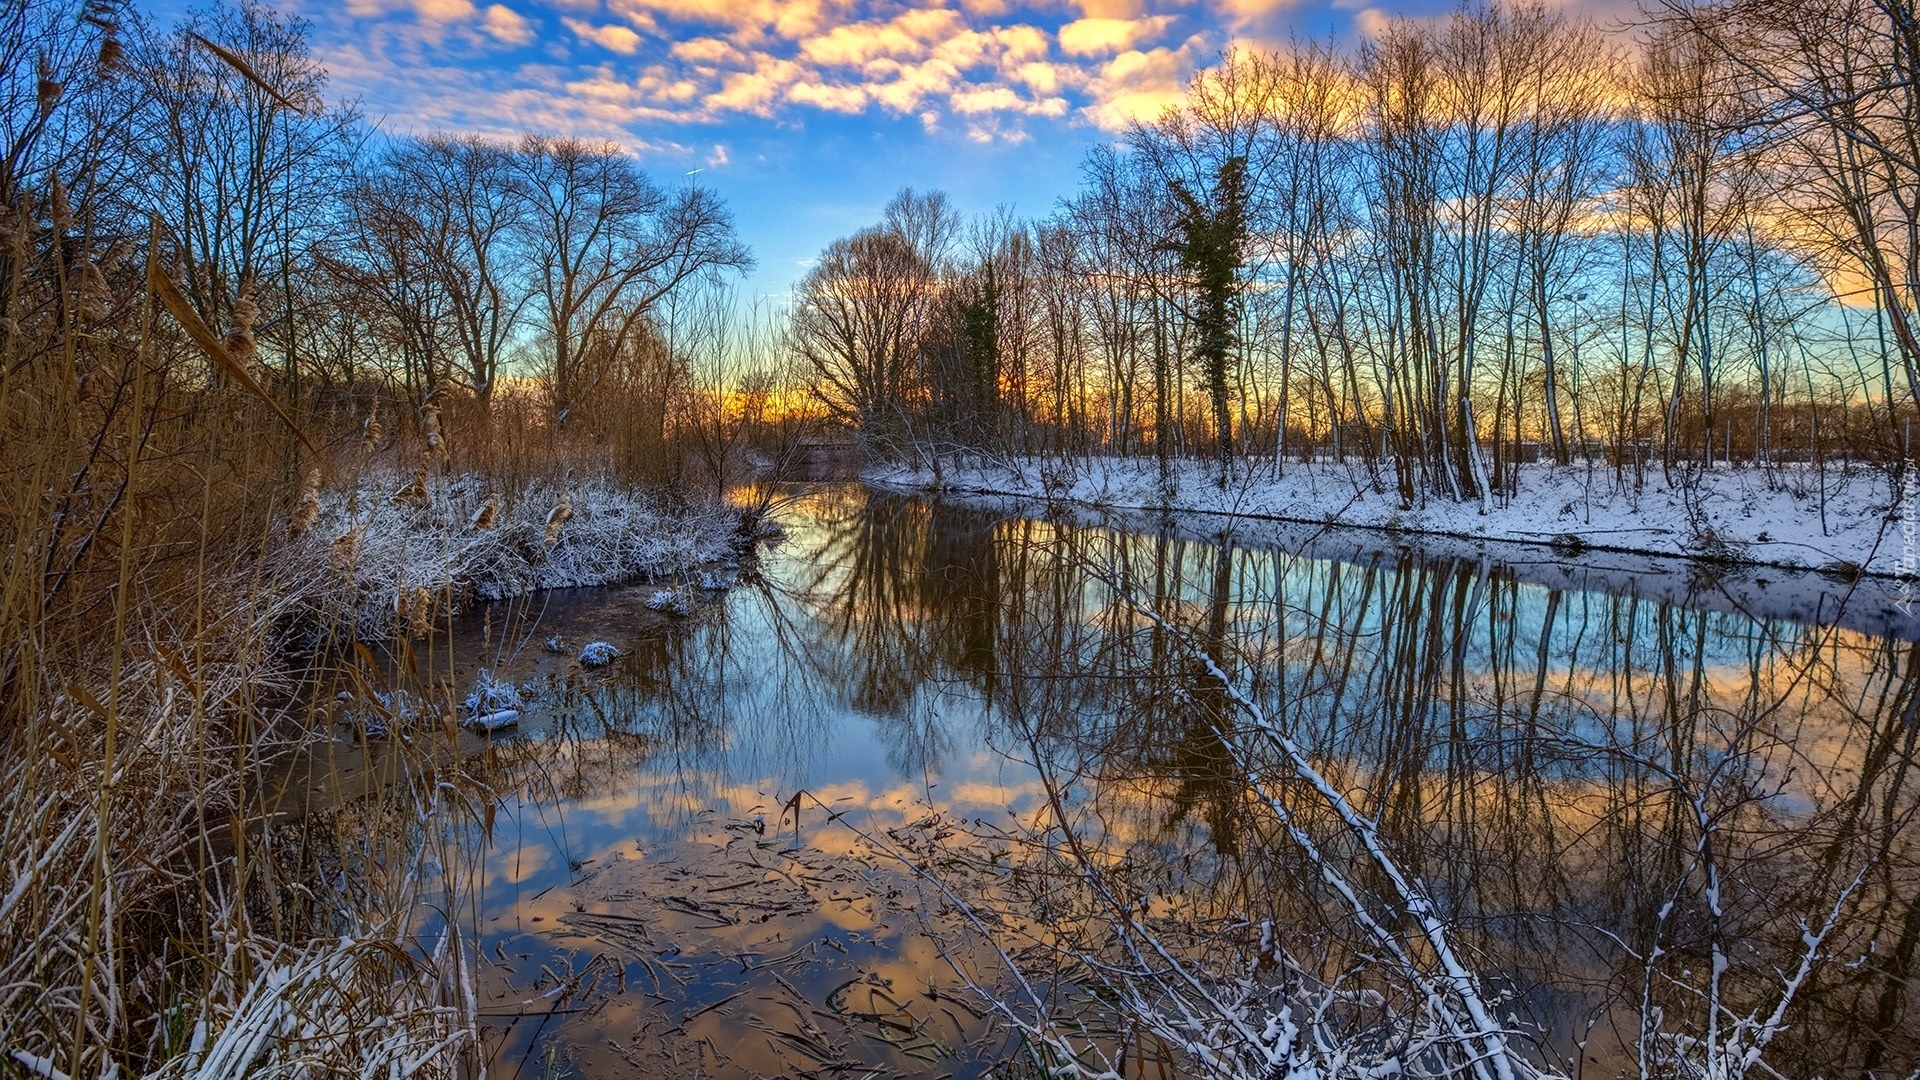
top-left (1169, 156), bottom-right (1250, 488)
top-left (957, 260), bottom-right (1002, 444)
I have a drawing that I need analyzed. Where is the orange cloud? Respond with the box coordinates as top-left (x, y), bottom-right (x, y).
top-left (1072, 0), bottom-right (1148, 17)
top-left (864, 56), bottom-right (965, 113)
top-left (1212, 0), bottom-right (1306, 19)
top-left (706, 53), bottom-right (808, 115)
top-left (565, 16), bottom-right (643, 53)
top-left (413, 0), bottom-right (478, 19)
top-left (1082, 41), bottom-right (1198, 129)
top-left (1059, 15), bottom-right (1174, 57)
top-left (788, 80), bottom-right (869, 112)
top-left (992, 24), bottom-right (1051, 63)
top-left (608, 0), bottom-right (845, 41)
top-left (800, 8), bottom-right (968, 66)
top-left (671, 36), bottom-right (746, 65)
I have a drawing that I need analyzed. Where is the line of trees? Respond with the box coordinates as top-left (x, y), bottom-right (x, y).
top-left (792, 0), bottom-right (1920, 501)
top-left (4, 0), bottom-right (752, 483)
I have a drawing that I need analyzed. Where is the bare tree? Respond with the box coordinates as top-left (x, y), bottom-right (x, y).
top-left (127, 1), bottom-right (356, 339)
top-left (1673, 0), bottom-right (1920, 439)
top-left (514, 135), bottom-right (750, 428)
top-left (790, 188), bottom-right (955, 453)
top-left (385, 134), bottom-right (529, 409)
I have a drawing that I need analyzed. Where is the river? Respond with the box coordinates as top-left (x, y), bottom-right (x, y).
top-left (282, 483), bottom-right (1920, 1079)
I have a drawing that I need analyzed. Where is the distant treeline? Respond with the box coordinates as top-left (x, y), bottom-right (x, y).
top-left (2, 0), bottom-right (757, 485)
top-left (789, 0), bottom-right (1920, 499)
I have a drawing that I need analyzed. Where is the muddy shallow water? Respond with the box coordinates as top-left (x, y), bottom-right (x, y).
top-left (281, 483), bottom-right (1920, 1079)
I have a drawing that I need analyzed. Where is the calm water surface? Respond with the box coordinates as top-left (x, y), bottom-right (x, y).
top-left (300, 484), bottom-right (1920, 1078)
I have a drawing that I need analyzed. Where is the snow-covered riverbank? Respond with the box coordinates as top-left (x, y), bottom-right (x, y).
top-left (871, 456), bottom-right (1911, 578)
top-left (275, 473), bottom-right (750, 644)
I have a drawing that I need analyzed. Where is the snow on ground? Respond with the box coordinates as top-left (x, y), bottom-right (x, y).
top-left (871, 455), bottom-right (1912, 578)
top-left (274, 473), bottom-right (747, 644)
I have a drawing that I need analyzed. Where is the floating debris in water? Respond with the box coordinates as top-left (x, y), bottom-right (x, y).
top-left (578, 641), bottom-right (620, 667)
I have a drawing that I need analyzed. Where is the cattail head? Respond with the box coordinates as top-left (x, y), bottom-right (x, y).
top-left (76, 260), bottom-right (109, 321)
top-left (232, 289), bottom-right (257, 331)
top-left (471, 496), bottom-right (499, 531)
top-left (5, 206), bottom-right (28, 255)
top-left (328, 526), bottom-right (363, 574)
top-left (362, 411), bottom-right (383, 455)
top-left (36, 57), bottom-right (62, 115)
top-left (403, 586), bottom-right (433, 639)
top-left (48, 176), bottom-right (70, 231)
top-left (392, 468), bottom-right (428, 507)
top-left (544, 492), bottom-right (573, 546)
top-left (421, 402), bottom-right (448, 461)
top-left (290, 468), bottom-right (321, 538)
top-left (225, 287), bottom-right (258, 365)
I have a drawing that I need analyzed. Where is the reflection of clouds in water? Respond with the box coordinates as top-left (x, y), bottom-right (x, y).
top-left (442, 484), bottom-right (1920, 1079)
top-left (497, 841), bottom-right (550, 886)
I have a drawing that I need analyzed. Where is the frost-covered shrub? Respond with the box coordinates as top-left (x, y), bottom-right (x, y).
top-left (644, 587), bottom-right (693, 615)
top-left (461, 669), bottom-right (523, 715)
top-left (276, 474), bottom-right (747, 645)
top-left (578, 641), bottom-right (620, 667)
top-left (347, 689), bottom-right (428, 739)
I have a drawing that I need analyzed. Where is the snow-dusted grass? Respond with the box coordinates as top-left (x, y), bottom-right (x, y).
top-left (872, 455), bottom-right (1906, 576)
top-left (277, 473), bottom-right (747, 644)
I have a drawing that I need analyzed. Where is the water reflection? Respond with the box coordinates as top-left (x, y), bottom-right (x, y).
top-left (408, 485), bottom-right (1918, 1077)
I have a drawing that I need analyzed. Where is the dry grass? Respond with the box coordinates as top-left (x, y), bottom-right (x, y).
top-left (0, 208), bottom-right (747, 1080)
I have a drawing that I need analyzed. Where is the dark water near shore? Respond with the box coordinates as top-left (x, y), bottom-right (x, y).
top-left (288, 484), bottom-right (1920, 1078)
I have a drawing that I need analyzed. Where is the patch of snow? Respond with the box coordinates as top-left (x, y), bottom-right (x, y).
top-left (275, 473), bottom-right (749, 645)
top-left (463, 709), bottom-right (520, 733)
top-left (870, 456), bottom-right (1907, 578)
top-left (578, 641), bottom-right (620, 667)
top-left (345, 689), bottom-right (427, 739)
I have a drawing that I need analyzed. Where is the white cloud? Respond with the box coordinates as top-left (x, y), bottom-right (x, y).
top-left (482, 4), bottom-right (534, 45)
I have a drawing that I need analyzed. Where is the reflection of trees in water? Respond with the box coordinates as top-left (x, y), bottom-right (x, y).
top-left (774, 488), bottom-right (1920, 1076)
top-left (481, 485), bottom-right (1917, 1074)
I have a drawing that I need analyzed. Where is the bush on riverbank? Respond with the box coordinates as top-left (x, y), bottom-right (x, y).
top-left (281, 472), bottom-right (747, 646)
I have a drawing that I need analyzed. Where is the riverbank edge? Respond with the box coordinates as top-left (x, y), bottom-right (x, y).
top-left (275, 473), bottom-right (759, 649)
top-left (868, 457), bottom-right (1908, 581)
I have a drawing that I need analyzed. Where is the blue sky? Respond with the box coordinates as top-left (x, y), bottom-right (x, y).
top-left (171, 0), bottom-right (1624, 301)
